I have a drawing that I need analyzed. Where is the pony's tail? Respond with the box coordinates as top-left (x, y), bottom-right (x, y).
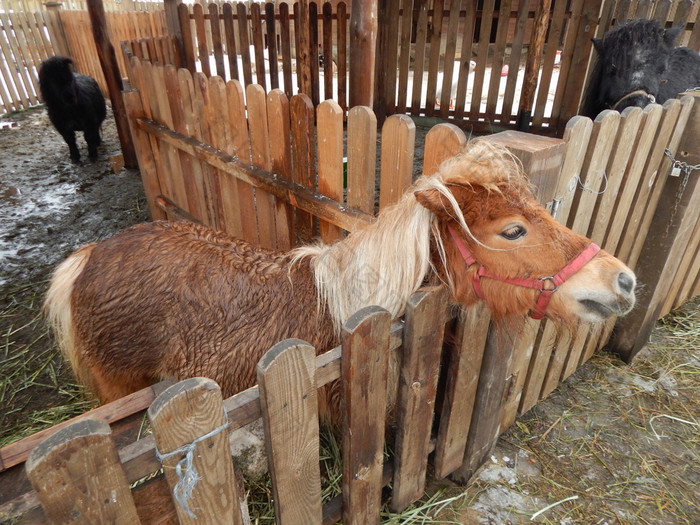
top-left (44, 244), bottom-right (96, 392)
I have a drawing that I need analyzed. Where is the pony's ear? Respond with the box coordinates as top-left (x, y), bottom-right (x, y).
top-left (414, 187), bottom-right (461, 222)
top-left (591, 38), bottom-right (604, 54)
top-left (664, 24), bottom-right (684, 46)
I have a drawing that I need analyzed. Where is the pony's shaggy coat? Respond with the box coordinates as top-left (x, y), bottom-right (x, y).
top-left (45, 140), bottom-right (637, 414)
top-left (39, 56), bottom-right (106, 162)
top-left (582, 18), bottom-right (700, 117)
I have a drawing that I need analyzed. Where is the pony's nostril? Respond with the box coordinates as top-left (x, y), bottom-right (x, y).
top-left (617, 272), bottom-right (635, 295)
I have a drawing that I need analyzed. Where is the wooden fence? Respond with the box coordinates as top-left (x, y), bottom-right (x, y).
top-left (166, 0), bottom-right (700, 134)
top-left (0, 6), bottom-right (166, 114)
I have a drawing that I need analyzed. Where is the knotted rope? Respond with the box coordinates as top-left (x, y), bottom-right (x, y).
top-left (155, 422), bottom-right (229, 519)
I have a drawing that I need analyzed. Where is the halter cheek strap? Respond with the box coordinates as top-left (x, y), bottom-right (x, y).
top-left (447, 226), bottom-right (601, 320)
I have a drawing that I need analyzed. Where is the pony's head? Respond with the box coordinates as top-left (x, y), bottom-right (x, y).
top-left (39, 56), bottom-right (78, 107)
top-left (415, 140), bottom-right (636, 324)
top-left (582, 19), bottom-right (683, 116)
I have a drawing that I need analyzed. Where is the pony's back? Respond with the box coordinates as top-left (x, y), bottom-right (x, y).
top-left (45, 221), bottom-right (334, 403)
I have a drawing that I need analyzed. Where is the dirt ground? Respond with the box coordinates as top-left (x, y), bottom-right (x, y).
top-left (1, 105), bottom-right (698, 524)
top-left (0, 105), bottom-right (148, 438)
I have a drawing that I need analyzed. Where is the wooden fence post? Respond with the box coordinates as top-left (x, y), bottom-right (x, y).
top-left (26, 419), bottom-right (139, 524)
top-left (257, 340), bottom-right (323, 525)
top-left (341, 306), bottom-right (391, 525)
top-left (349, 0), bottom-right (377, 108)
top-left (87, 0), bottom-right (138, 168)
top-left (148, 377), bottom-right (245, 525)
top-left (163, 0), bottom-right (186, 69)
top-left (391, 287), bottom-right (447, 513)
top-left (609, 94), bottom-right (699, 362)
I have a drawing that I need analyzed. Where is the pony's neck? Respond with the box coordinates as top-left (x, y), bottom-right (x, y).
top-left (293, 190), bottom-right (436, 334)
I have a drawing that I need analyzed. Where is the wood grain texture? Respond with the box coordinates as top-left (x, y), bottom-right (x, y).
top-left (26, 419), bottom-right (139, 524)
top-left (257, 340), bottom-right (323, 525)
top-left (148, 377), bottom-right (243, 525)
top-left (379, 114), bottom-right (415, 210)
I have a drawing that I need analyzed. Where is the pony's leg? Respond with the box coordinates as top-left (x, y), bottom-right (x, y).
top-left (84, 127), bottom-right (101, 161)
top-left (59, 128), bottom-right (80, 162)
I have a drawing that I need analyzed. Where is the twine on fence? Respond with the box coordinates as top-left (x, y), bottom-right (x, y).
top-left (155, 422), bottom-right (229, 519)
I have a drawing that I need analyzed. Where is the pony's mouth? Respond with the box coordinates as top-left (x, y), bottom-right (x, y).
top-left (579, 298), bottom-right (634, 320)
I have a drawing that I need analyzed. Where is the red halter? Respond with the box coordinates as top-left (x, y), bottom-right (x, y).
top-left (447, 226), bottom-right (601, 320)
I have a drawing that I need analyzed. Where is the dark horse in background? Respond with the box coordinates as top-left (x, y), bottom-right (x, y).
top-left (38, 56), bottom-right (106, 163)
top-left (581, 18), bottom-right (700, 118)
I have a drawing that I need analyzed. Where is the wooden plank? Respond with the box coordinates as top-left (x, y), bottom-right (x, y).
top-left (567, 110), bottom-right (620, 235)
top-left (237, 1), bottom-right (253, 87)
top-left (437, 0), bottom-right (462, 118)
top-left (290, 93), bottom-right (317, 241)
top-left (375, 0), bottom-right (401, 119)
top-left (410, 0), bottom-right (430, 113)
top-left (223, 2), bottom-right (239, 81)
top-left (267, 88), bottom-right (295, 249)
top-left (258, 340), bottom-right (323, 525)
top-left (266, 2), bottom-right (280, 90)
top-left (391, 288), bottom-right (447, 512)
top-left (178, 3), bottom-right (196, 73)
top-left (501, 0), bottom-right (530, 121)
top-left (279, 2), bottom-right (294, 98)
top-left (617, 100), bottom-right (682, 264)
top-left (470, 0), bottom-right (496, 117)
top-left (317, 99), bottom-right (345, 242)
top-left (346, 105), bottom-right (377, 215)
top-left (205, 74), bottom-right (234, 227)
top-left (250, 2), bottom-right (267, 90)
top-left (499, 318), bottom-right (541, 430)
top-left (433, 304), bottom-right (490, 479)
top-left (341, 306), bottom-right (391, 525)
top-left (336, 1), bottom-right (348, 112)
top-left (451, 323), bottom-right (517, 482)
top-left (602, 104), bottom-right (663, 257)
top-left (296, 0), bottom-right (312, 100)
top-left (247, 83), bottom-right (277, 249)
top-left (588, 107), bottom-right (644, 243)
top-left (226, 78), bottom-right (256, 242)
top-left (484, 0), bottom-right (512, 121)
top-left (175, 67), bottom-right (210, 224)
top-left (422, 123), bottom-right (467, 177)
top-left (148, 378), bottom-right (243, 524)
top-left (532, 0), bottom-right (566, 126)
top-left (555, 0), bottom-right (601, 128)
top-left (209, 3), bottom-right (225, 79)
top-left (379, 114), bottom-right (416, 210)
top-left (123, 66), bottom-right (166, 220)
top-left (309, 1), bottom-right (320, 106)
top-left (193, 3), bottom-right (210, 77)
top-left (26, 419), bottom-right (139, 524)
top-left (396, 0), bottom-right (414, 115)
top-left (424, 0), bottom-right (446, 117)
top-left (453, 1), bottom-right (477, 120)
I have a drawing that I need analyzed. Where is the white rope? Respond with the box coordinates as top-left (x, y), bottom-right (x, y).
top-left (155, 422), bottom-right (229, 519)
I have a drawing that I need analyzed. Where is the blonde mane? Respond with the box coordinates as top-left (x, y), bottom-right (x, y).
top-left (291, 139), bottom-right (526, 334)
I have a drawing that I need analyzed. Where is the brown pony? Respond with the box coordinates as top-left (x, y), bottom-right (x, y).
top-left (44, 140), bottom-right (636, 415)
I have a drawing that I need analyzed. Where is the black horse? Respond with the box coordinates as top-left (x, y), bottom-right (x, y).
top-left (581, 19), bottom-right (700, 118)
top-left (38, 56), bottom-right (106, 163)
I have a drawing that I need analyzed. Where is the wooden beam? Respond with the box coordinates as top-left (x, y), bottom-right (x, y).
top-left (86, 0), bottom-right (138, 167)
top-left (349, 0), bottom-right (378, 108)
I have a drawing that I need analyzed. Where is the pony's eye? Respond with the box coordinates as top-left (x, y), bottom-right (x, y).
top-left (500, 225), bottom-right (526, 240)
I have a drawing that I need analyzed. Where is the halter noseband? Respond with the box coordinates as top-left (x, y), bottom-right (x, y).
top-left (447, 226), bottom-right (601, 320)
top-left (611, 89), bottom-right (655, 110)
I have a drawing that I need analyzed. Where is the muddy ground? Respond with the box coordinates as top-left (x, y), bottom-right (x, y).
top-left (1, 106), bottom-right (698, 524)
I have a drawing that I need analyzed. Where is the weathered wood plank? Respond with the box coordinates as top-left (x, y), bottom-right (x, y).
top-left (26, 419), bottom-right (139, 524)
top-left (346, 105), bottom-right (378, 215)
top-left (317, 99), bottom-right (345, 242)
top-left (379, 114), bottom-right (416, 210)
top-left (391, 288), bottom-right (447, 512)
top-left (341, 306), bottom-right (391, 525)
top-left (258, 340), bottom-right (323, 525)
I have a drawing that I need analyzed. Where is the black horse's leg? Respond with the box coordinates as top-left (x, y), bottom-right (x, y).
top-left (59, 128), bottom-right (80, 163)
top-left (85, 126), bottom-right (101, 161)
